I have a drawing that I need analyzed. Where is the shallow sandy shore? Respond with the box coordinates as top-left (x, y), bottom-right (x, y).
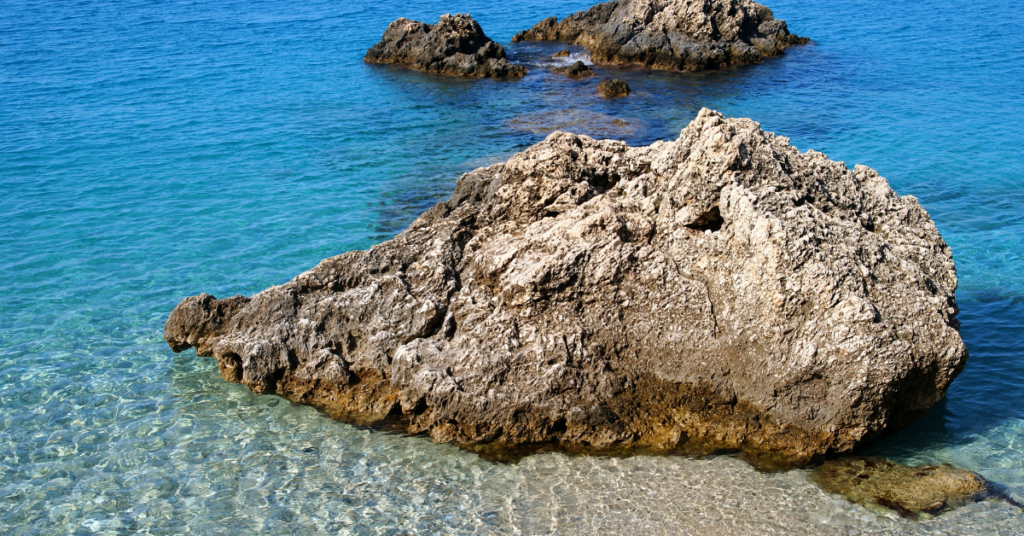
top-left (499, 453), bottom-right (1022, 535)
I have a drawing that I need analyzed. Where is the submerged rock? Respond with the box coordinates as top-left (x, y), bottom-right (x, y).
top-left (512, 0), bottom-right (809, 71)
top-left (365, 14), bottom-right (525, 78)
top-left (553, 60), bottom-right (594, 78)
top-left (506, 110), bottom-right (642, 139)
top-left (165, 109), bottom-right (966, 464)
top-left (598, 78), bottom-right (631, 97)
top-left (810, 457), bottom-right (989, 519)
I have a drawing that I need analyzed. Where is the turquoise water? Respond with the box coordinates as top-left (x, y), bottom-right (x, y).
top-left (1, 0), bottom-right (1022, 533)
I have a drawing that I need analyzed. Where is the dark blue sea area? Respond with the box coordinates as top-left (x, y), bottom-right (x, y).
top-left (1, 0), bottom-right (1022, 533)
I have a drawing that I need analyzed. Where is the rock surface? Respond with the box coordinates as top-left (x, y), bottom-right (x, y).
top-left (165, 109), bottom-right (966, 464)
top-left (512, 0), bottom-right (808, 71)
top-left (554, 60), bottom-right (595, 78)
top-left (365, 14), bottom-right (525, 78)
top-left (810, 458), bottom-right (989, 519)
top-left (598, 78), bottom-right (631, 97)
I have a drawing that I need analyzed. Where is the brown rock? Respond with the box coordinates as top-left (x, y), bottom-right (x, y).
top-left (512, 0), bottom-right (809, 71)
top-left (165, 109), bottom-right (966, 465)
top-left (365, 14), bottom-right (525, 78)
top-left (553, 60), bottom-right (594, 78)
top-left (810, 457), bottom-right (989, 519)
top-left (598, 78), bottom-right (631, 97)
top-left (552, 49), bottom-right (572, 58)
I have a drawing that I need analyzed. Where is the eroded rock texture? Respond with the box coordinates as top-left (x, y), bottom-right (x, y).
top-left (365, 14), bottom-right (525, 78)
top-left (512, 0), bottom-right (808, 71)
top-left (165, 109), bottom-right (966, 464)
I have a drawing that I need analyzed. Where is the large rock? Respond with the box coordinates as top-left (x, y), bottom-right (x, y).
top-left (365, 14), bottom-right (525, 78)
top-left (512, 0), bottom-right (808, 71)
top-left (165, 109), bottom-right (966, 464)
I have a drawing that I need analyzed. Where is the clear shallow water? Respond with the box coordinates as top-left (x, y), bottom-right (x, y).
top-left (1, 0), bottom-right (1022, 533)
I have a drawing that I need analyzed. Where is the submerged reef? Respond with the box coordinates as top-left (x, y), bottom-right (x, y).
top-left (811, 457), bottom-right (994, 519)
top-left (166, 109), bottom-right (966, 465)
top-left (513, 0), bottom-right (808, 71)
top-left (365, 14), bottom-right (525, 78)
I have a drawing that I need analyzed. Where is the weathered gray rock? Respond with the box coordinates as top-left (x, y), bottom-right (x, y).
top-left (165, 109), bottom-right (966, 464)
top-left (365, 14), bottom-right (525, 78)
top-left (512, 0), bottom-right (808, 71)
top-left (598, 78), bottom-right (631, 97)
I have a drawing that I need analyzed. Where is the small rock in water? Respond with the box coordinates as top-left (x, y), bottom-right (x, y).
top-left (598, 78), bottom-right (630, 98)
top-left (364, 14), bottom-right (525, 78)
top-left (810, 457), bottom-right (989, 519)
top-left (552, 49), bottom-right (571, 58)
top-left (553, 60), bottom-right (594, 78)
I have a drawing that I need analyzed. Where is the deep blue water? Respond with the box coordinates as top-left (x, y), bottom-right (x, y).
top-left (1, 0), bottom-right (1022, 533)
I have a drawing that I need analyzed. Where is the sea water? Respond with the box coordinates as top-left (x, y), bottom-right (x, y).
top-left (1, 0), bottom-right (1022, 533)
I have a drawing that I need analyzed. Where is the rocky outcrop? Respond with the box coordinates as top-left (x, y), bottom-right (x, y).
top-left (810, 458), bottom-right (990, 519)
top-left (512, 0), bottom-right (808, 71)
top-left (365, 14), bottom-right (525, 78)
top-left (165, 109), bottom-right (966, 464)
top-left (598, 78), bottom-right (631, 97)
top-left (553, 60), bottom-right (594, 78)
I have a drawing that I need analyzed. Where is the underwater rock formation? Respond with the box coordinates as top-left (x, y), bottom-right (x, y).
top-left (365, 14), bottom-right (525, 78)
top-left (598, 78), bottom-right (631, 97)
top-left (512, 0), bottom-right (808, 71)
top-left (166, 109), bottom-right (966, 464)
top-left (506, 110), bottom-right (641, 139)
top-left (810, 457), bottom-right (990, 519)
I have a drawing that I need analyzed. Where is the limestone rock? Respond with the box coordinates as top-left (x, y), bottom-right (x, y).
top-left (165, 109), bottom-right (966, 464)
top-left (810, 457), bottom-right (990, 519)
top-left (365, 14), bottom-right (525, 78)
top-left (512, 0), bottom-right (809, 71)
top-left (554, 60), bottom-right (594, 78)
top-left (598, 78), bottom-right (631, 97)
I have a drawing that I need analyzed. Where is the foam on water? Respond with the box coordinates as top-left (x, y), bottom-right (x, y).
top-left (1, 0), bottom-right (1022, 533)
